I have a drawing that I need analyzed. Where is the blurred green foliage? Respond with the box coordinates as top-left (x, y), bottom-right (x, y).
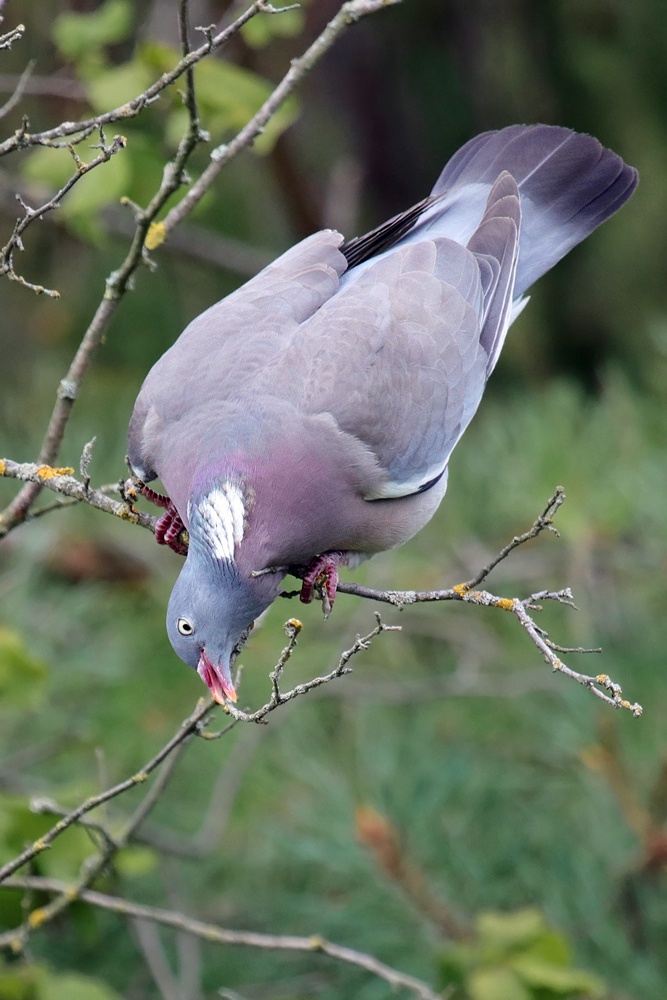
top-left (440, 908), bottom-right (605, 1000)
top-left (52, 0), bottom-right (134, 67)
top-left (1, 1), bottom-right (667, 999)
top-left (0, 957), bottom-right (123, 1000)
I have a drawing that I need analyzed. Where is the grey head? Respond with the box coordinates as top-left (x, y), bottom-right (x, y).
top-left (166, 482), bottom-right (283, 703)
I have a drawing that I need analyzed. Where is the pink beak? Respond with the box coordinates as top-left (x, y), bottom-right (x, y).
top-left (197, 649), bottom-right (237, 704)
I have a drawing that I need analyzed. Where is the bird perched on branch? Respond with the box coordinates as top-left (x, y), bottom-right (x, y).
top-left (128, 124), bottom-right (637, 704)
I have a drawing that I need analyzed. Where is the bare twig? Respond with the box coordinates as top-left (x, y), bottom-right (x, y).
top-left (0, 130), bottom-right (127, 295)
top-left (0, 460), bottom-right (642, 715)
top-left (331, 581), bottom-right (641, 715)
top-left (79, 436), bottom-right (96, 490)
top-left (463, 486), bottom-right (566, 589)
top-left (1, 876), bottom-right (440, 1000)
top-left (0, 22), bottom-right (24, 52)
top-left (328, 488), bottom-right (640, 715)
top-left (0, 172), bottom-right (274, 276)
top-left (222, 614), bottom-right (401, 724)
top-left (132, 917), bottom-right (183, 1000)
top-left (0, 71), bottom-right (86, 102)
top-left (135, 727), bottom-right (261, 860)
top-left (0, 58), bottom-right (34, 120)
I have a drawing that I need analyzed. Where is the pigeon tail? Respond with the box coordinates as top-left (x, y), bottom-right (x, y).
top-left (426, 124), bottom-right (638, 296)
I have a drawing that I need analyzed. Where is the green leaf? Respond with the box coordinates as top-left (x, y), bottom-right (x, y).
top-left (0, 627), bottom-right (47, 709)
top-left (38, 969), bottom-right (122, 1000)
top-left (438, 942), bottom-right (476, 982)
top-left (86, 60), bottom-right (154, 115)
top-left (53, 0), bottom-right (133, 62)
top-left (0, 967), bottom-right (38, 1000)
top-left (241, 6), bottom-right (305, 49)
top-left (195, 57), bottom-right (299, 153)
top-left (521, 930), bottom-right (571, 968)
top-left (0, 795), bottom-right (94, 881)
top-left (22, 144), bottom-right (130, 244)
top-left (511, 955), bottom-right (606, 997)
top-left (114, 845), bottom-right (158, 878)
top-left (140, 42), bottom-right (299, 153)
top-left (468, 966), bottom-right (532, 1000)
top-left (477, 909), bottom-right (548, 954)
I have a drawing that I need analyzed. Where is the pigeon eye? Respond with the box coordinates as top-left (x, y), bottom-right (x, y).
top-left (177, 618), bottom-right (194, 636)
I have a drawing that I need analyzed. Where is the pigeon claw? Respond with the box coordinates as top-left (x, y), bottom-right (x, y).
top-left (197, 650), bottom-right (237, 704)
top-left (155, 503), bottom-right (188, 556)
top-left (300, 552), bottom-right (346, 617)
top-left (139, 486), bottom-right (188, 555)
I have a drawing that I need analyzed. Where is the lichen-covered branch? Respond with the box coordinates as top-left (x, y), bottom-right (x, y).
top-left (0, 21), bottom-right (24, 52)
top-left (0, 458), bottom-right (158, 533)
top-left (316, 488), bottom-right (638, 716)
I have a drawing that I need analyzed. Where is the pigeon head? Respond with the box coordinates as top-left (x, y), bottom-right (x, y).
top-left (165, 481), bottom-right (284, 704)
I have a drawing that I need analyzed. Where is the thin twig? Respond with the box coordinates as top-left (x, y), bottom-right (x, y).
top-left (330, 582), bottom-right (641, 715)
top-left (131, 917), bottom-right (183, 1000)
top-left (0, 22), bottom-right (24, 52)
top-left (0, 71), bottom-right (86, 102)
top-left (0, 462), bottom-right (642, 715)
top-left (463, 486), bottom-right (566, 589)
top-left (223, 614), bottom-right (400, 724)
top-left (135, 727), bottom-right (261, 860)
top-left (1, 876), bottom-right (440, 1000)
top-left (0, 58), bottom-right (34, 120)
top-left (0, 131), bottom-right (127, 295)
top-left (121, 740), bottom-right (190, 843)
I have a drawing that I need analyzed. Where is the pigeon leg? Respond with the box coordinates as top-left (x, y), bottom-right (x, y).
top-left (300, 551), bottom-right (348, 616)
top-left (155, 504), bottom-right (188, 556)
top-left (138, 485), bottom-right (187, 555)
top-left (140, 484), bottom-right (171, 509)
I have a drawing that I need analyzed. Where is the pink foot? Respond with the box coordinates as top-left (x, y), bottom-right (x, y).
top-left (300, 551), bottom-right (347, 615)
top-left (154, 504), bottom-right (188, 555)
top-left (140, 487), bottom-right (187, 555)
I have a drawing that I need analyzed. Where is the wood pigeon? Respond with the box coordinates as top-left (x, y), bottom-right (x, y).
top-left (128, 124), bottom-right (637, 704)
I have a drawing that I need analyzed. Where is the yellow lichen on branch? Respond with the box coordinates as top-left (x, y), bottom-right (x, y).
top-left (453, 585), bottom-right (516, 611)
top-left (36, 465), bottom-right (74, 479)
top-left (118, 506), bottom-right (139, 523)
top-left (145, 221), bottom-right (167, 250)
top-left (27, 908), bottom-right (47, 929)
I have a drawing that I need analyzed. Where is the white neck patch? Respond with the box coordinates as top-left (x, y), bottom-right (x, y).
top-left (191, 482), bottom-right (245, 563)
